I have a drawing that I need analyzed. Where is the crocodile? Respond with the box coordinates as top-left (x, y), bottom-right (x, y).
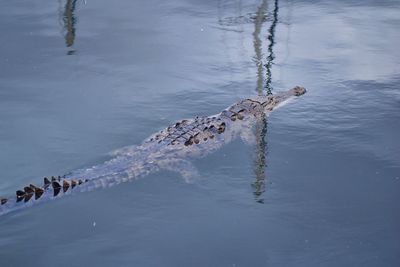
top-left (0, 86), bottom-right (306, 216)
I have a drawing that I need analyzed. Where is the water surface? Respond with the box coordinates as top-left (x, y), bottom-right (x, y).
top-left (0, 0), bottom-right (399, 266)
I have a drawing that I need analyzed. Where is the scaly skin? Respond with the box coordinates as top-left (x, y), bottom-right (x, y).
top-left (0, 86), bottom-right (306, 216)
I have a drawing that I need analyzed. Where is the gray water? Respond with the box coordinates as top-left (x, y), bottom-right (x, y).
top-left (0, 0), bottom-right (399, 266)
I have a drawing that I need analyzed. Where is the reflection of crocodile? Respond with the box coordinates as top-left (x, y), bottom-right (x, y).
top-left (0, 86), bottom-right (306, 216)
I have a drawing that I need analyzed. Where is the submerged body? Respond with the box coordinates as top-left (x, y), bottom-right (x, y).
top-left (0, 86), bottom-right (306, 216)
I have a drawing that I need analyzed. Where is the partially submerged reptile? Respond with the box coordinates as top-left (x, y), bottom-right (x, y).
top-left (0, 86), bottom-right (306, 216)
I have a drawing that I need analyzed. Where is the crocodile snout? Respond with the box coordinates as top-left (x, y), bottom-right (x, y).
top-left (292, 86), bottom-right (306, 96)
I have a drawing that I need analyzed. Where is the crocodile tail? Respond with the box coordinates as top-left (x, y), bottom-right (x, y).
top-left (0, 161), bottom-right (157, 217)
top-left (0, 176), bottom-right (85, 216)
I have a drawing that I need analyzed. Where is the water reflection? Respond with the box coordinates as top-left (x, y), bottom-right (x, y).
top-left (253, 0), bottom-right (278, 203)
top-left (60, 0), bottom-right (78, 55)
top-left (217, 0), bottom-right (280, 202)
top-left (236, 0), bottom-right (279, 203)
top-left (217, 0), bottom-right (269, 27)
top-left (218, 0), bottom-right (280, 202)
top-left (265, 0), bottom-right (278, 95)
top-left (253, 0), bottom-right (268, 95)
top-left (252, 114), bottom-right (268, 203)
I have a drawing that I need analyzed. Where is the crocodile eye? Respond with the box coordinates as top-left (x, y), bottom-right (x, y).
top-left (237, 109), bottom-right (245, 120)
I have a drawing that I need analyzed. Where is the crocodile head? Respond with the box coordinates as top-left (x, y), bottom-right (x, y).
top-left (262, 86), bottom-right (306, 111)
